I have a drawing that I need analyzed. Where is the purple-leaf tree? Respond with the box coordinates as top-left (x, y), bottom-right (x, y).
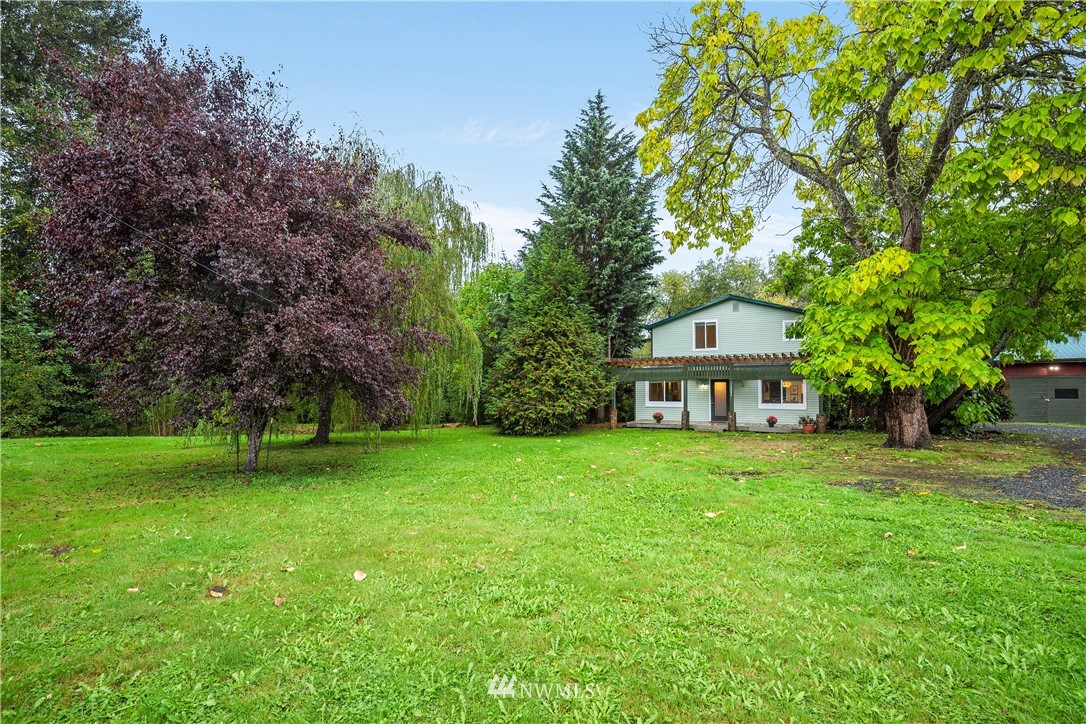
top-left (36, 42), bottom-right (433, 470)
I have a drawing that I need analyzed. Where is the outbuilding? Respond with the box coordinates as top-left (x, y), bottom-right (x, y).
top-left (1001, 334), bottom-right (1086, 424)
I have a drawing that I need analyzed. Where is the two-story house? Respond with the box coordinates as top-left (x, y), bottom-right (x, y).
top-left (609, 295), bottom-right (821, 430)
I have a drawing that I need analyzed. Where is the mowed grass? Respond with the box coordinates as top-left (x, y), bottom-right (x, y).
top-left (2, 427), bottom-right (1084, 721)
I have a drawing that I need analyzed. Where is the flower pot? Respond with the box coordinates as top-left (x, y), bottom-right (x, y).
top-left (766, 422), bottom-right (775, 428)
top-left (802, 424), bottom-right (816, 434)
top-left (654, 418), bottom-right (662, 424)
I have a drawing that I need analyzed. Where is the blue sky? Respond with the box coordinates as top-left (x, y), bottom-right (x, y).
top-left (139, 1), bottom-right (813, 270)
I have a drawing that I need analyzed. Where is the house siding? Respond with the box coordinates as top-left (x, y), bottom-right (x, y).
top-left (731, 379), bottom-right (821, 426)
top-left (635, 375), bottom-right (820, 425)
top-left (635, 378), bottom-right (710, 423)
top-left (651, 299), bottom-right (802, 358)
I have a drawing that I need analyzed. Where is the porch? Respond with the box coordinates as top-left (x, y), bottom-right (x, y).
top-left (625, 420), bottom-right (803, 433)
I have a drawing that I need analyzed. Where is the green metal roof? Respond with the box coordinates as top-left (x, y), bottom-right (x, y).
top-left (1047, 333), bottom-right (1086, 360)
top-left (644, 294), bottom-right (804, 331)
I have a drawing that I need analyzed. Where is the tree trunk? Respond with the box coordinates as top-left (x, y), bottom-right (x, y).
top-left (311, 386), bottom-right (335, 445)
top-left (244, 415), bottom-right (268, 472)
top-left (883, 386), bottom-right (932, 449)
top-left (926, 384), bottom-right (968, 432)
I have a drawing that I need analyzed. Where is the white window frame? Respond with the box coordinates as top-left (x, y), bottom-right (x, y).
top-left (757, 379), bottom-right (807, 410)
top-left (783, 319), bottom-right (803, 342)
top-left (645, 380), bottom-right (684, 407)
top-left (692, 319), bottom-right (719, 351)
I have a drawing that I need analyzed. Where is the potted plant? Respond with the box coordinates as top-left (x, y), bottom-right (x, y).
top-left (765, 415), bottom-right (778, 428)
top-left (652, 411), bottom-right (665, 424)
top-left (799, 415), bottom-right (817, 434)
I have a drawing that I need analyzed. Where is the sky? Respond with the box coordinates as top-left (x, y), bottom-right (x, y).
top-left (138, 1), bottom-right (814, 271)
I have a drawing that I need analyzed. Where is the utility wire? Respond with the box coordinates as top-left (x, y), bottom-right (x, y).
top-left (44, 179), bottom-right (278, 305)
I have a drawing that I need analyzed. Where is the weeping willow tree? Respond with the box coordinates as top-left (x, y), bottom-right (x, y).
top-left (309, 133), bottom-right (491, 442)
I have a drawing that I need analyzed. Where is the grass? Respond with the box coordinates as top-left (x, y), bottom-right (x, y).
top-left (2, 426), bottom-right (1084, 721)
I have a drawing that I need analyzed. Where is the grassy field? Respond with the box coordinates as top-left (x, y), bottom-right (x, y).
top-left (2, 426), bottom-right (1084, 721)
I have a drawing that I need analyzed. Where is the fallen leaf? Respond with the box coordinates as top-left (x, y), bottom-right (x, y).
top-left (928, 561), bottom-right (940, 566)
top-left (704, 511), bottom-right (726, 518)
top-left (884, 532), bottom-right (893, 539)
top-left (907, 550), bottom-right (916, 556)
top-left (407, 530), bottom-right (417, 536)
top-left (353, 570), bottom-right (367, 581)
top-left (568, 491), bottom-right (576, 497)
top-left (281, 566), bottom-right (295, 573)
top-left (955, 544), bottom-right (967, 551)
top-left (473, 562), bottom-right (486, 571)
top-left (621, 557), bottom-right (629, 563)
top-left (274, 596), bottom-right (285, 607)
top-left (127, 587), bottom-right (139, 593)
top-left (971, 499), bottom-right (979, 504)
top-left (91, 549), bottom-right (102, 554)
top-left (209, 586), bottom-right (226, 598)
top-left (849, 605), bottom-right (861, 612)
top-left (916, 491), bottom-right (931, 496)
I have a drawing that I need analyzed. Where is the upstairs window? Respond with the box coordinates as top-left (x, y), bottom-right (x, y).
top-left (648, 381), bottom-right (683, 404)
top-left (783, 319), bottom-right (803, 341)
top-left (693, 320), bottom-right (717, 350)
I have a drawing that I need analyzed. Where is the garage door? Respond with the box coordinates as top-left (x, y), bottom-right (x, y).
top-left (1008, 376), bottom-right (1086, 423)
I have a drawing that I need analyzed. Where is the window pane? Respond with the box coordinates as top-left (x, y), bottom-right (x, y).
top-left (762, 380), bottom-right (781, 404)
top-left (694, 323), bottom-right (706, 349)
top-left (781, 380), bottom-right (804, 404)
top-left (665, 381), bottom-right (682, 402)
top-left (1054, 388), bottom-right (1079, 400)
top-left (705, 322), bottom-right (717, 348)
top-left (648, 382), bottom-right (663, 402)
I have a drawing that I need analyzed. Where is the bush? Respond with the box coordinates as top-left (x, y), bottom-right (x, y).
top-left (486, 305), bottom-right (610, 436)
top-left (486, 242), bottom-right (611, 436)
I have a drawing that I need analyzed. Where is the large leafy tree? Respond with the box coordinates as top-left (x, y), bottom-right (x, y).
top-left (35, 43), bottom-right (431, 470)
top-left (306, 134), bottom-right (491, 442)
top-left (487, 243), bottom-right (610, 436)
top-left (1, 0), bottom-right (143, 436)
top-left (639, 0), bottom-right (1086, 448)
top-left (457, 260), bottom-right (522, 422)
top-left (523, 92), bottom-right (662, 358)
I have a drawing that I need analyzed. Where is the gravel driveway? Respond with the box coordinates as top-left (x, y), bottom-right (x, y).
top-left (976, 423), bottom-right (1086, 508)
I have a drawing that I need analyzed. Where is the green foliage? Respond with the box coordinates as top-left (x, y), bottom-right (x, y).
top-left (524, 92), bottom-right (661, 356)
top-left (795, 248), bottom-right (1004, 395)
top-left (926, 375), bottom-right (1015, 437)
top-left (333, 135), bottom-right (491, 429)
top-left (458, 261), bottom-right (522, 421)
top-left (487, 244), bottom-right (610, 436)
top-left (1, 0), bottom-right (143, 436)
top-left (651, 254), bottom-right (781, 321)
top-left (0, 286), bottom-right (118, 437)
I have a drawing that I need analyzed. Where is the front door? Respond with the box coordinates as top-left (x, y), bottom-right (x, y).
top-left (711, 380), bottom-right (729, 422)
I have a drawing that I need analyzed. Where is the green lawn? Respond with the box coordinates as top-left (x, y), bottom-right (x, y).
top-left (2, 427), bottom-right (1084, 721)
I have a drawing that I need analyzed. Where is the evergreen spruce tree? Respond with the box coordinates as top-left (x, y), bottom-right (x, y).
top-left (523, 92), bottom-right (662, 358)
top-left (487, 242), bottom-right (610, 436)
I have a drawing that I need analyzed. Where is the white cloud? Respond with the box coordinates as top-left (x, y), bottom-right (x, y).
top-left (438, 118), bottom-right (552, 146)
top-left (472, 201), bottom-right (539, 261)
